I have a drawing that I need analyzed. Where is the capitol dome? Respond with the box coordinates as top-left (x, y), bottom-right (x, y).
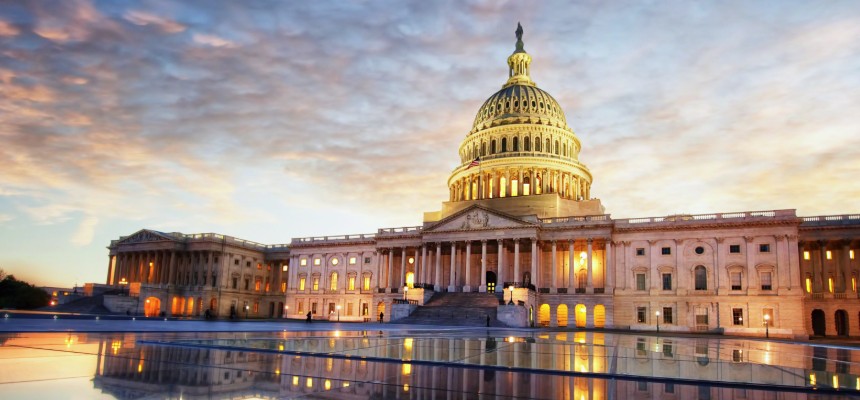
top-left (471, 84), bottom-right (569, 133)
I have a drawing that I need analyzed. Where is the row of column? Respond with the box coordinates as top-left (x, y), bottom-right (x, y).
top-left (109, 250), bottom-right (220, 288)
top-left (452, 167), bottom-right (590, 202)
top-left (801, 240), bottom-right (855, 293)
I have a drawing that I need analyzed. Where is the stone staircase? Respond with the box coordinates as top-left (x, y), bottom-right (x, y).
top-left (397, 292), bottom-right (507, 327)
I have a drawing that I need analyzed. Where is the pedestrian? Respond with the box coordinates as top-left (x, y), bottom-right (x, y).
top-left (486, 315), bottom-right (490, 327)
top-left (306, 311), bottom-right (312, 323)
top-left (379, 312), bottom-right (384, 322)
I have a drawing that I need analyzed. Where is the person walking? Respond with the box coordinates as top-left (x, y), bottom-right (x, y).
top-left (379, 312), bottom-right (384, 323)
top-left (306, 311), bottom-right (312, 323)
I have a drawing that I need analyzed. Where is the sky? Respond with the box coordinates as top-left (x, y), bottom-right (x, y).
top-left (1, 0), bottom-right (859, 287)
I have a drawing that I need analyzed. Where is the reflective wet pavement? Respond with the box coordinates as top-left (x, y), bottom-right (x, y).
top-left (2, 321), bottom-right (860, 399)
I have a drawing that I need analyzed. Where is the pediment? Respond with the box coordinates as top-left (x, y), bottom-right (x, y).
top-left (425, 206), bottom-right (535, 233)
top-left (117, 229), bottom-right (179, 245)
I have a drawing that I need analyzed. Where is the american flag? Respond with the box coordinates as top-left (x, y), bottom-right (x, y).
top-left (467, 157), bottom-right (481, 169)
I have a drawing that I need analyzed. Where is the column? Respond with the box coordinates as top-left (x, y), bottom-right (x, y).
top-left (513, 239), bottom-right (521, 286)
top-left (816, 240), bottom-right (826, 292)
top-left (551, 241), bottom-right (558, 290)
top-left (376, 250), bottom-right (384, 288)
top-left (841, 241), bottom-right (851, 292)
top-left (106, 255), bottom-right (113, 284)
top-left (567, 240), bottom-right (575, 291)
top-left (715, 238), bottom-right (724, 291)
top-left (421, 244), bottom-right (428, 284)
top-left (531, 239), bottom-right (538, 288)
top-left (387, 248), bottom-right (394, 290)
top-left (464, 241), bottom-right (472, 291)
top-left (606, 240), bottom-right (614, 291)
top-left (744, 236), bottom-right (755, 291)
top-left (449, 242), bottom-right (457, 292)
top-left (497, 239), bottom-right (504, 292)
top-left (435, 243), bottom-right (442, 291)
top-left (480, 240), bottom-right (488, 292)
top-left (586, 238), bottom-right (594, 293)
top-left (400, 247), bottom-right (407, 289)
top-left (206, 251), bottom-right (213, 287)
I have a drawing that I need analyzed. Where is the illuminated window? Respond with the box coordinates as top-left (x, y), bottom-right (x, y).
top-left (314, 258), bottom-right (321, 266)
top-left (281, 281), bottom-right (286, 292)
top-left (299, 278), bottom-right (306, 291)
top-left (312, 277), bottom-right (319, 291)
top-left (253, 301), bottom-right (259, 313)
top-left (732, 308), bottom-right (743, 325)
top-left (853, 277), bottom-right (857, 292)
top-left (851, 250), bottom-right (855, 260)
top-left (265, 278), bottom-right (270, 292)
top-left (349, 257), bottom-right (357, 265)
top-left (330, 273), bottom-right (338, 291)
top-left (828, 277), bottom-right (834, 293)
top-left (803, 251), bottom-right (810, 260)
top-left (347, 303), bottom-right (354, 316)
top-left (826, 250), bottom-right (832, 260)
top-left (348, 276), bottom-right (356, 291)
top-left (363, 276), bottom-right (371, 290)
top-left (636, 307), bottom-right (646, 323)
top-left (805, 277), bottom-right (811, 293)
top-left (500, 177), bottom-right (507, 197)
top-left (297, 301), bottom-right (303, 313)
top-left (282, 265), bottom-right (288, 272)
top-left (511, 179), bottom-right (519, 196)
top-left (300, 258), bottom-right (307, 266)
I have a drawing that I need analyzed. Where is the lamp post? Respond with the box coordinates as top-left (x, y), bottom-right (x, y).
top-left (284, 305), bottom-right (289, 319)
top-left (244, 304), bottom-right (249, 319)
top-left (655, 310), bottom-right (661, 332)
top-left (403, 286), bottom-right (408, 301)
top-left (508, 286), bottom-right (514, 305)
top-left (336, 305), bottom-right (341, 322)
top-left (764, 314), bottom-right (770, 338)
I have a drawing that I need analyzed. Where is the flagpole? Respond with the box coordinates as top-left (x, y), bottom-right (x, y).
top-left (477, 157), bottom-right (482, 200)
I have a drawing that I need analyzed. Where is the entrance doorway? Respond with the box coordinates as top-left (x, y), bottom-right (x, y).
top-left (811, 309), bottom-right (826, 336)
top-left (523, 272), bottom-right (531, 287)
top-left (486, 271), bottom-right (497, 292)
top-left (835, 310), bottom-right (848, 336)
top-left (143, 297), bottom-right (160, 317)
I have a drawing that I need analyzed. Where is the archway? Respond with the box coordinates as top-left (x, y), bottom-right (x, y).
top-left (594, 305), bottom-right (606, 328)
top-left (575, 304), bottom-right (587, 328)
top-left (538, 304), bottom-right (550, 327)
top-left (269, 302), bottom-right (275, 318)
top-left (377, 302), bottom-right (386, 322)
top-left (486, 271), bottom-right (497, 293)
top-left (209, 298), bottom-right (218, 315)
top-left (835, 310), bottom-right (848, 336)
top-left (186, 297), bottom-right (194, 316)
top-left (143, 297), bottom-right (160, 317)
top-left (557, 304), bottom-right (568, 327)
top-left (523, 272), bottom-right (531, 287)
top-left (811, 309), bottom-right (826, 336)
top-left (196, 297), bottom-right (203, 316)
top-left (406, 272), bottom-right (415, 288)
top-left (278, 302), bottom-right (284, 318)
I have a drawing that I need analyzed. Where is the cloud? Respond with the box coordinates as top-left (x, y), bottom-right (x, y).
top-left (123, 10), bottom-right (185, 33)
top-left (192, 33), bottom-right (236, 48)
top-left (71, 215), bottom-right (98, 246)
top-left (0, 19), bottom-right (18, 36)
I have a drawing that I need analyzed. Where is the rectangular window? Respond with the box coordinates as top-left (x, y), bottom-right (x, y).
top-left (803, 251), bottom-right (810, 260)
top-left (232, 277), bottom-right (238, 289)
top-left (851, 250), bottom-right (855, 260)
top-left (234, 259), bottom-right (239, 265)
top-left (636, 273), bottom-right (646, 291)
top-left (255, 279), bottom-right (261, 291)
top-left (662, 273), bottom-right (672, 291)
top-left (805, 277), bottom-right (811, 293)
top-left (348, 276), bottom-right (356, 291)
top-left (662, 307), bottom-right (673, 324)
top-left (637, 307), bottom-right (646, 323)
top-left (253, 301), bottom-right (259, 313)
top-left (759, 244), bottom-right (770, 253)
top-left (828, 277), bottom-right (834, 293)
top-left (282, 265), bottom-right (288, 272)
top-left (729, 245), bottom-right (741, 253)
top-left (732, 349), bottom-right (743, 362)
top-left (637, 381), bottom-right (648, 392)
top-left (663, 340), bottom-right (674, 357)
top-left (246, 261), bottom-right (251, 267)
top-left (299, 278), bottom-right (306, 291)
top-left (695, 308), bottom-right (709, 327)
top-left (365, 257), bottom-right (371, 264)
top-left (312, 277), bottom-right (319, 291)
top-left (661, 247), bottom-right (671, 255)
top-left (826, 250), bottom-right (832, 260)
top-left (244, 279), bottom-right (250, 290)
top-left (731, 272), bottom-right (742, 290)
top-left (314, 258), bottom-right (321, 266)
top-left (760, 272), bottom-right (772, 290)
top-left (732, 308), bottom-right (743, 325)
top-left (347, 303), bottom-right (354, 316)
top-left (363, 276), bottom-right (371, 290)
top-left (281, 281), bottom-right (286, 293)
top-left (636, 338), bottom-right (646, 356)
top-left (300, 258), bottom-right (307, 266)
top-left (297, 301), bottom-right (303, 314)
top-left (636, 248), bottom-right (645, 256)
top-left (311, 302), bottom-right (317, 315)
top-left (665, 383), bottom-right (675, 394)
top-left (349, 257), bottom-right (357, 265)
top-left (257, 263), bottom-right (262, 270)
top-left (763, 308), bottom-right (773, 327)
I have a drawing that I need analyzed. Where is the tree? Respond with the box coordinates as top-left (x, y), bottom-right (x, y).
top-left (0, 275), bottom-right (50, 310)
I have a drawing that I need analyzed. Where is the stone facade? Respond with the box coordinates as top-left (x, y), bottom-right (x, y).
top-left (105, 26), bottom-right (860, 337)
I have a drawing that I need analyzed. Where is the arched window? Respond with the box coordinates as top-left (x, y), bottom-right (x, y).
top-left (481, 142), bottom-right (486, 156)
top-left (330, 272), bottom-right (338, 291)
top-left (513, 137), bottom-right (519, 151)
top-left (694, 266), bottom-right (707, 290)
top-left (563, 143), bottom-right (567, 157)
top-left (555, 140), bottom-right (560, 155)
top-left (545, 138), bottom-right (551, 153)
top-left (535, 138), bottom-right (541, 152)
top-left (491, 140), bottom-right (496, 154)
top-left (501, 138), bottom-right (507, 152)
top-left (523, 176), bottom-right (531, 195)
top-left (524, 137), bottom-right (531, 151)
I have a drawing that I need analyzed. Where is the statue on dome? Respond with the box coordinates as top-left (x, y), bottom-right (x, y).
top-left (514, 22), bottom-right (525, 53)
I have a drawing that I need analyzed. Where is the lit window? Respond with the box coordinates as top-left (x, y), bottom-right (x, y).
top-left (636, 307), bottom-right (646, 323)
top-left (299, 278), bottom-right (306, 291)
top-left (347, 303), bottom-right (354, 316)
top-left (853, 277), bottom-right (857, 292)
top-left (363, 276), bottom-right (371, 290)
top-left (851, 250), bottom-right (855, 260)
top-left (281, 281), bottom-right (286, 292)
top-left (300, 258), bottom-right (307, 266)
top-left (312, 277), bottom-right (319, 291)
top-left (803, 251), bottom-right (810, 260)
top-left (255, 279), bottom-right (261, 291)
top-left (297, 301), bottom-right (304, 314)
top-left (732, 308), bottom-right (743, 326)
top-left (826, 250), bottom-right (832, 260)
top-left (330, 273), bottom-right (338, 291)
top-left (349, 257), bottom-right (357, 265)
top-left (828, 277), bottom-right (834, 293)
top-left (348, 276), bottom-right (356, 291)
top-left (805, 277), bottom-right (811, 293)
top-left (511, 179), bottom-right (519, 197)
top-left (314, 258), bottom-right (321, 266)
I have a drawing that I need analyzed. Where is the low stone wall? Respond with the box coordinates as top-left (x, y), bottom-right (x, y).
top-left (390, 303), bottom-right (418, 322)
top-left (103, 295), bottom-right (139, 314)
top-left (497, 304), bottom-right (528, 327)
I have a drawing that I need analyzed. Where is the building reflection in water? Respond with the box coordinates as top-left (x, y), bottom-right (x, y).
top-left (87, 332), bottom-right (860, 399)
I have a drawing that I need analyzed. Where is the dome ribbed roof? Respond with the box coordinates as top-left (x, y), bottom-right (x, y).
top-left (471, 84), bottom-right (568, 132)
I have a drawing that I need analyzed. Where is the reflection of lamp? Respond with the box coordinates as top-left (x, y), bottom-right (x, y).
top-left (763, 314), bottom-right (770, 338)
top-left (656, 310), bottom-right (661, 332)
top-left (336, 305), bottom-right (341, 322)
top-left (508, 286), bottom-right (514, 305)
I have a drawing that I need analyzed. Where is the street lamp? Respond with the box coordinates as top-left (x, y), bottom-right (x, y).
top-left (336, 305), bottom-right (341, 322)
top-left (763, 314), bottom-right (770, 338)
top-left (508, 286), bottom-right (514, 305)
top-left (244, 304), bottom-right (249, 319)
top-left (284, 305), bottom-right (289, 319)
top-left (655, 310), bottom-right (661, 332)
top-left (403, 286), bottom-right (409, 301)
